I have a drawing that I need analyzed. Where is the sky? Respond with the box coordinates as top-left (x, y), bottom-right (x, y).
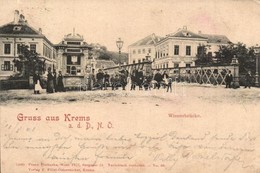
top-left (0, 0), bottom-right (260, 52)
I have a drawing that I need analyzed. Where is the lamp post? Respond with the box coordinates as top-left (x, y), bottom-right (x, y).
top-left (254, 44), bottom-right (260, 87)
top-left (116, 38), bottom-right (124, 65)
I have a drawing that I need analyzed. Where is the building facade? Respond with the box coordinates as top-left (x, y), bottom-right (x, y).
top-left (154, 27), bottom-right (208, 69)
top-left (0, 10), bottom-right (56, 79)
top-left (128, 27), bottom-right (231, 69)
top-left (54, 30), bottom-right (92, 88)
top-left (154, 26), bottom-right (230, 69)
top-left (128, 33), bottom-right (162, 64)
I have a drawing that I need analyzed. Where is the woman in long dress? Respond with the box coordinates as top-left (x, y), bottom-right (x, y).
top-left (46, 68), bottom-right (54, 93)
top-left (56, 71), bottom-right (65, 92)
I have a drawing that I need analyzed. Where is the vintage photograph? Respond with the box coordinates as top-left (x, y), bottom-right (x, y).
top-left (0, 0), bottom-right (260, 173)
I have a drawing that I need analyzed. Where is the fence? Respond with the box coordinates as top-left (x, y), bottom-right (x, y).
top-left (104, 62), bottom-right (240, 87)
top-left (155, 65), bottom-right (239, 86)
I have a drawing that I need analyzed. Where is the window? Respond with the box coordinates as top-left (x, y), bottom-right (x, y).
top-left (148, 48), bottom-right (151, 53)
top-left (174, 64), bottom-right (179, 68)
top-left (4, 44), bottom-right (11, 54)
top-left (67, 49), bottom-right (81, 52)
top-left (67, 56), bottom-right (81, 65)
top-left (174, 45), bottom-right (179, 55)
top-left (17, 44), bottom-right (22, 54)
top-left (133, 50), bottom-right (136, 54)
top-left (186, 64), bottom-right (191, 68)
top-left (138, 59), bottom-right (141, 63)
top-left (186, 46), bottom-right (191, 56)
top-left (1, 61), bottom-right (13, 71)
top-left (133, 60), bottom-right (135, 64)
top-left (30, 44), bottom-right (36, 53)
top-left (67, 42), bottom-right (81, 45)
top-left (138, 49), bottom-right (141, 54)
top-left (197, 46), bottom-right (203, 55)
top-left (142, 49), bottom-right (145, 54)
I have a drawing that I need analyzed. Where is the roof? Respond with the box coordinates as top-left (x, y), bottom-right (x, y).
top-left (64, 33), bottom-right (84, 41)
top-left (0, 18), bottom-right (54, 46)
top-left (129, 33), bottom-right (162, 47)
top-left (200, 34), bottom-right (231, 44)
top-left (167, 29), bottom-right (207, 39)
top-left (0, 21), bottom-right (41, 35)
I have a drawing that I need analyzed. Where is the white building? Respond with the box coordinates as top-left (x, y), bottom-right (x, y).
top-left (0, 10), bottom-right (56, 79)
top-left (128, 33), bottom-right (162, 64)
top-left (154, 26), bottom-right (231, 69)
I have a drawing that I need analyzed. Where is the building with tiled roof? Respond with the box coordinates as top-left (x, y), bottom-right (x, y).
top-left (153, 26), bottom-right (231, 69)
top-left (128, 33), bottom-right (162, 64)
top-left (0, 10), bottom-right (56, 79)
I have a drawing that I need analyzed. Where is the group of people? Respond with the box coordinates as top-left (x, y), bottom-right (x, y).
top-left (94, 68), bottom-right (129, 90)
top-left (33, 67), bottom-right (65, 94)
top-left (92, 68), bottom-right (173, 92)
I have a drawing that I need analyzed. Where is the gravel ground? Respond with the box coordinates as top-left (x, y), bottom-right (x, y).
top-left (0, 83), bottom-right (259, 106)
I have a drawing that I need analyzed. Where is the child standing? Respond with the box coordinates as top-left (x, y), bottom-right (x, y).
top-left (167, 77), bottom-right (173, 92)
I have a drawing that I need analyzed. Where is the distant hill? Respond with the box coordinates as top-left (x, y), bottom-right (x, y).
top-left (89, 43), bottom-right (128, 65)
top-left (106, 51), bottom-right (128, 64)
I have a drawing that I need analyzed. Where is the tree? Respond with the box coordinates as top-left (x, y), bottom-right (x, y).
top-left (89, 43), bottom-right (111, 60)
top-left (215, 42), bottom-right (256, 73)
top-left (12, 44), bottom-right (45, 78)
top-left (195, 44), bottom-right (212, 65)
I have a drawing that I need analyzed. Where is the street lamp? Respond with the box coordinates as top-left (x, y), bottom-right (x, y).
top-left (254, 44), bottom-right (260, 87)
top-left (116, 38), bottom-right (124, 65)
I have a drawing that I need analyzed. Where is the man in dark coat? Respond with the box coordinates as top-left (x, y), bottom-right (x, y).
top-left (130, 67), bottom-right (138, 90)
top-left (136, 69), bottom-right (144, 90)
top-left (245, 71), bottom-right (253, 89)
top-left (225, 70), bottom-right (233, 88)
top-left (96, 69), bottom-right (104, 90)
top-left (104, 71), bottom-right (110, 90)
top-left (119, 68), bottom-right (128, 90)
top-left (154, 70), bottom-right (163, 89)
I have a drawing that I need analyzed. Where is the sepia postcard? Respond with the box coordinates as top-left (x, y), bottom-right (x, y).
top-left (0, 0), bottom-right (260, 173)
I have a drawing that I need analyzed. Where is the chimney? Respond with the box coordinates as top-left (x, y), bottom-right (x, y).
top-left (198, 30), bottom-right (202, 34)
top-left (183, 26), bottom-right (187, 30)
top-left (14, 10), bottom-right (19, 24)
top-left (19, 14), bottom-right (25, 22)
top-left (39, 28), bottom-right (42, 34)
